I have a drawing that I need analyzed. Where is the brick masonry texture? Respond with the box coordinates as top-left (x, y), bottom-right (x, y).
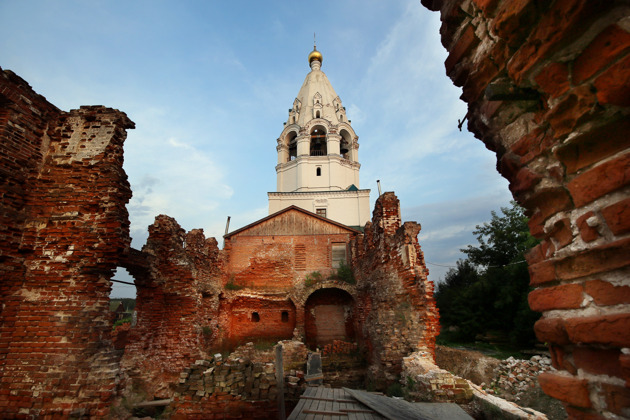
top-left (421, 0), bottom-right (630, 417)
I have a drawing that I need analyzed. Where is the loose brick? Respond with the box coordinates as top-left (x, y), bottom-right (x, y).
top-left (528, 283), bottom-right (583, 312)
top-left (445, 24), bottom-right (479, 78)
top-left (555, 237), bottom-right (630, 281)
top-left (601, 383), bottom-right (630, 417)
top-left (601, 197), bottom-right (630, 236)
top-left (594, 54), bottom-right (630, 107)
top-left (549, 218), bottom-right (573, 249)
top-left (565, 313), bottom-right (630, 347)
top-left (528, 259), bottom-right (556, 286)
top-left (576, 212), bottom-right (599, 243)
top-left (572, 347), bottom-right (622, 379)
top-left (534, 317), bottom-right (570, 345)
top-left (584, 279), bottom-right (630, 306)
top-left (538, 372), bottom-right (592, 408)
top-left (573, 24), bottom-right (630, 84)
top-left (534, 62), bottom-right (570, 98)
top-left (567, 153), bottom-right (630, 207)
top-left (555, 118), bottom-right (630, 174)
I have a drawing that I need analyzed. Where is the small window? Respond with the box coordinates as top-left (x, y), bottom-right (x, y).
top-left (332, 243), bottom-right (347, 268)
top-left (316, 111), bottom-right (320, 118)
top-left (316, 167), bottom-right (321, 176)
top-left (281, 311), bottom-right (289, 323)
top-left (252, 312), bottom-right (260, 322)
top-left (316, 208), bottom-right (326, 218)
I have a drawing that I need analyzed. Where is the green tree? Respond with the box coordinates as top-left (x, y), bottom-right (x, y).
top-left (436, 201), bottom-right (540, 347)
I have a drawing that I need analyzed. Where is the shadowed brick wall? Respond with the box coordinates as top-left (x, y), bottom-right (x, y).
top-left (121, 216), bottom-right (223, 399)
top-left (222, 296), bottom-right (296, 346)
top-left (0, 68), bottom-right (134, 417)
top-left (352, 192), bottom-right (439, 388)
top-left (421, 1), bottom-right (630, 417)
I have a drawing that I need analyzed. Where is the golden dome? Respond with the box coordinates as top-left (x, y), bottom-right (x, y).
top-left (308, 47), bottom-right (323, 65)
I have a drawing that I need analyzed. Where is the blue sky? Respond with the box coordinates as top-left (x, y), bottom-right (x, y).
top-left (1, 0), bottom-right (512, 298)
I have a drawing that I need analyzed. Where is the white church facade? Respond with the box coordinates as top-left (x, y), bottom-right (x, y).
top-left (268, 46), bottom-right (370, 229)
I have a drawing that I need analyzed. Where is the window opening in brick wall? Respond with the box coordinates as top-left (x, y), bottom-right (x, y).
top-left (316, 167), bottom-right (321, 176)
top-left (281, 311), bottom-right (289, 322)
top-left (331, 243), bottom-right (347, 268)
top-left (316, 208), bottom-right (327, 218)
top-left (252, 312), bottom-right (260, 322)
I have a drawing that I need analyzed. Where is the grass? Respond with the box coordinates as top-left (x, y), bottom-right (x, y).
top-left (437, 329), bottom-right (529, 360)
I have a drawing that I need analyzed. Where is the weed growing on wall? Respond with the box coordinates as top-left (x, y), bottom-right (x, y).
top-left (305, 271), bottom-right (322, 287)
top-left (225, 276), bottom-right (243, 290)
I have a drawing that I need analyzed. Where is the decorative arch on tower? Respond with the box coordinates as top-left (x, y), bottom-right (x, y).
top-left (313, 92), bottom-right (323, 119)
top-left (310, 125), bottom-right (327, 156)
top-left (283, 129), bottom-right (299, 161)
top-left (339, 129), bottom-right (352, 160)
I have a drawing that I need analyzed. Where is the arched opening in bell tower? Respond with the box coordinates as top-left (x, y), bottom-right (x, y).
top-left (340, 129), bottom-right (352, 160)
top-left (310, 126), bottom-right (327, 156)
top-left (287, 131), bottom-right (298, 161)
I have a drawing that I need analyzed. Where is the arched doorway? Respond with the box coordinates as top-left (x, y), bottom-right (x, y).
top-left (304, 288), bottom-right (355, 349)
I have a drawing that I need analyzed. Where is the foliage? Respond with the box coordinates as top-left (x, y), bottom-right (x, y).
top-left (386, 382), bottom-right (405, 398)
top-left (225, 276), bottom-right (242, 290)
top-left (328, 261), bottom-right (356, 284)
top-left (435, 201), bottom-right (540, 347)
top-left (305, 271), bottom-right (322, 287)
top-left (113, 317), bottom-right (132, 330)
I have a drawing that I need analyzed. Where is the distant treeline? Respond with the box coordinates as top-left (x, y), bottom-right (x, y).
top-left (109, 298), bottom-right (136, 312)
top-left (435, 201), bottom-right (540, 347)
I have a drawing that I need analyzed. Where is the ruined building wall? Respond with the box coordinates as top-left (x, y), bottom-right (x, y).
top-left (121, 216), bottom-right (223, 399)
top-left (351, 192), bottom-right (439, 388)
top-left (220, 295), bottom-right (296, 346)
top-left (0, 68), bottom-right (134, 417)
top-left (421, 1), bottom-right (630, 417)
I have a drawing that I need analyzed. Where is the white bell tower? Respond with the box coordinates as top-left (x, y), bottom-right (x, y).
top-left (268, 46), bottom-right (370, 229)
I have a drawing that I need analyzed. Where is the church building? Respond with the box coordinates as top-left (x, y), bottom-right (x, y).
top-left (221, 46), bottom-right (371, 348)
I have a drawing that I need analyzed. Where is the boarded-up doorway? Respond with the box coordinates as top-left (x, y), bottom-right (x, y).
top-left (305, 288), bottom-right (355, 349)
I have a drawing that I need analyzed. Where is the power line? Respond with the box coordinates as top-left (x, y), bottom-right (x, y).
top-left (111, 279), bottom-right (135, 286)
top-left (426, 259), bottom-right (527, 269)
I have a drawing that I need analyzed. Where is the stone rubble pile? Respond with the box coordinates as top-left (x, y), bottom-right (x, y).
top-left (175, 356), bottom-right (278, 401)
top-left (488, 355), bottom-right (553, 400)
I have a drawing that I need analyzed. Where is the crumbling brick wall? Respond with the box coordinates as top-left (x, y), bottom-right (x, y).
top-left (421, 1), bottom-right (630, 417)
top-left (351, 192), bottom-right (439, 388)
top-left (0, 68), bottom-right (134, 417)
top-left (121, 216), bottom-right (223, 398)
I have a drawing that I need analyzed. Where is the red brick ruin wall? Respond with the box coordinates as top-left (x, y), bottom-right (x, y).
top-left (121, 216), bottom-right (224, 398)
top-left (422, 0), bottom-right (630, 417)
top-left (0, 68), bottom-right (134, 417)
top-left (223, 296), bottom-right (296, 346)
top-left (352, 192), bottom-right (439, 388)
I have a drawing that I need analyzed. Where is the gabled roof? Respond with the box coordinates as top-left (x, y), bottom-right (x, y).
top-left (224, 205), bottom-right (361, 238)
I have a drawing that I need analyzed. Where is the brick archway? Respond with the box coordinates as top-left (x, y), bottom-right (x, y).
top-left (304, 288), bottom-right (356, 350)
